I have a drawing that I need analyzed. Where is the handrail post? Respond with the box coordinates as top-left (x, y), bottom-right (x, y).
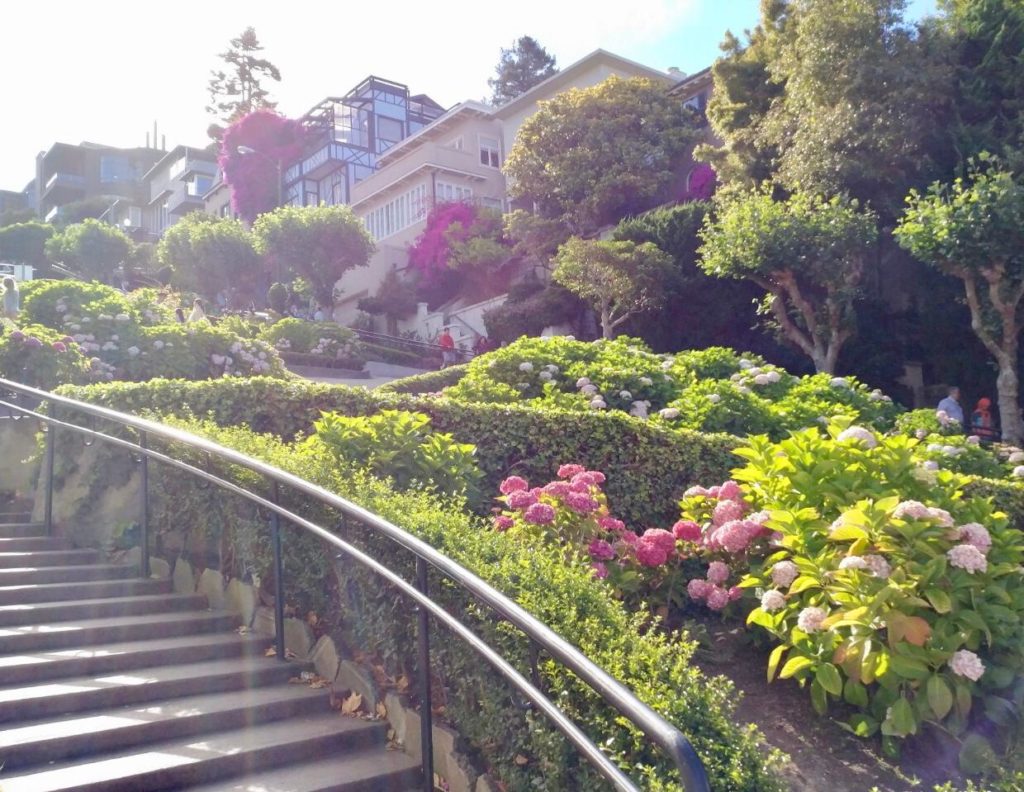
top-left (138, 432), bottom-right (150, 578)
top-left (43, 404), bottom-right (57, 535)
top-left (270, 481), bottom-right (286, 661)
top-left (415, 556), bottom-right (434, 792)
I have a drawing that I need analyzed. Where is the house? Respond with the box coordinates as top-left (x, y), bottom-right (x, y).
top-left (138, 146), bottom-right (218, 240)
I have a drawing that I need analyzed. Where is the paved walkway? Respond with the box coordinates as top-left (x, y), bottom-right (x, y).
top-left (289, 360), bottom-right (431, 389)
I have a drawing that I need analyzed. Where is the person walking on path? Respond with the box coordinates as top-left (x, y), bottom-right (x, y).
top-left (972, 397), bottom-right (999, 441)
top-left (937, 386), bottom-right (965, 431)
top-left (1, 277), bottom-right (19, 320)
top-left (439, 326), bottom-right (456, 369)
top-left (187, 298), bottom-right (207, 323)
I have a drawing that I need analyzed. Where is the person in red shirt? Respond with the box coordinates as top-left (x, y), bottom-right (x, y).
top-left (439, 327), bottom-right (456, 368)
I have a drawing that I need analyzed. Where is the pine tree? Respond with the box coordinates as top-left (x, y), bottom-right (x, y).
top-left (206, 27), bottom-right (282, 139)
top-left (488, 36), bottom-right (557, 105)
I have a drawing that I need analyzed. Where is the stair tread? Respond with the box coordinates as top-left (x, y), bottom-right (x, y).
top-left (0, 548), bottom-right (96, 559)
top-left (0, 562), bottom-right (131, 574)
top-left (0, 577), bottom-right (170, 603)
top-left (0, 627), bottom-right (253, 681)
top-left (0, 607), bottom-right (228, 641)
top-left (0, 711), bottom-right (389, 792)
top-left (0, 683), bottom-right (328, 752)
top-left (188, 747), bottom-right (422, 792)
top-left (0, 592), bottom-right (205, 618)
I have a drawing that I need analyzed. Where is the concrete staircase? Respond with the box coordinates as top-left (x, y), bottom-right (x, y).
top-left (0, 515), bottom-right (421, 791)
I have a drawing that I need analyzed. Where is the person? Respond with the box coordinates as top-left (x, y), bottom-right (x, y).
top-left (187, 298), bottom-right (207, 323)
top-left (438, 326), bottom-right (456, 369)
top-left (174, 307), bottom-right (186, 323)
top-left (971, 397), bottom-right (998, 442)
top-left (312, 304), bottom-right (326, 322)
top-left (937, 386), bottom-right (965, 430)
top-left (1, 276), bottom-right (19, 320)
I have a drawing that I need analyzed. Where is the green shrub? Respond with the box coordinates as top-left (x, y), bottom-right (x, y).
top-left (0, 325), bottom-right (91, 389)
top-left (894, 408), bottom-right (963, 438)
top-left (668, 379), bottom-right (781, 437)
top-left (21, 279), bottom-right (135, 329)
top-left (378, 364), bottom-right (469, 394)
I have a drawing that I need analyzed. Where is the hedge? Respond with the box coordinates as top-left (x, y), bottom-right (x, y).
top-left (48, 416), bottom-right (784, 791)
top-left (56, 378), bottom-right (737, 527)
top-left (378, 364), bottom-right (469, 394)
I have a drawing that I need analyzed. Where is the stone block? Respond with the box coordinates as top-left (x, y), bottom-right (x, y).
top-left (172, 558), bottom-right (195, 595)
top-left (253, 606), bottom-right (276, 637)
top-left (225, 579), bottom-right (257, 627)
top-left (476, 775), bottom-right (498, 792)
top-left (197, 568), bottom-right (225, 610)
top-left (283, 617), bottom-right (314, 659)
top-left (309, 636), bottom-right (340, 683)
top-left (149, 557), bottom-right (171, 579)
top-left (336, 660), bottom-right (378, 709)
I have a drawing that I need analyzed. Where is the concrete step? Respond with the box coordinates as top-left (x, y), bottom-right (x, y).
top-left (0, 683), bottom-right (330, 769)
top-left (0, 575), bottom-right (170, 605)
top-left (0, 649), bottom-right (287, 723)
top-left (0, 711), bottom-right (398, 792)
top-left (0, 535), bottom-right (68, 552)
top-left (189, 748), bottom-right (423, 792)
top-left (0, 562), bottom-right (137, 586)
top-left (0, 625), bottom-right (254, 686)
top-left (0, 608), bottom-right (233, 654)
top-left (0, 592), bottom-right (207, 627)
top-left (0, 523), bottom-right (48, 538)
top-left (0, 547), bottom-right (100, 568)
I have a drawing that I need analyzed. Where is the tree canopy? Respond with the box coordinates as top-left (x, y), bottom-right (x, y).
top-left (504, 76), bottom-right (699, 234)
top-left (699, 189), bottom-right (878, 373)
top-left (0, 222), bottom-right (54, 268)
top-left (206, 27), bottom-right (282, 139)
top-left (553, 237), bottom-right (672, 339)
top-left (252, 204), bottom-right (374, 307)
top-left (488, 36), bottom-right (557, 105)
top-left (156, 212), bottom-right (261, 302)
top-left (44, 219), bottom-right (133, 283)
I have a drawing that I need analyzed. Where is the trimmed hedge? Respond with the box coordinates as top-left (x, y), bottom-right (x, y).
top-left (378, 364), bottom-right (470, 394)
top-left (56, 378), bottom-right (737, 526)
top-left (51, 416), bottom-right (784, 791)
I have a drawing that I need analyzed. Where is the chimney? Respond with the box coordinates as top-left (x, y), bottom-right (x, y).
top-left (146, 131), bottom-right (150, 148)
top-left (161, 134), bottom-right (166, 151)
top-left (153, 121), bottom-right (157, 150)
top-left (668, 66), bottom-right (685, 77)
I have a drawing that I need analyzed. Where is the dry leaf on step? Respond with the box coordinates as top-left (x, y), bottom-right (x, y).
top-left (341, 691), bottom-right (363, 715)
top-left (376, 701), bottom-right (388, 719)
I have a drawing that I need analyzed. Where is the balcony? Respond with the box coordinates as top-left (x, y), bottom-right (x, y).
top-left (42, 172), bottom-right (87, 203)
top-left (166, 186), bottom-right (205, 217)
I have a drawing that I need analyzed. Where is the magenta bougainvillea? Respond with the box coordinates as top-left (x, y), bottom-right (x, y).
top-left (220, 110), bottom-right (310, 223)
top-left (682, 163), bottom-right (717, 202)
top-left (407, 201), bottom-right (479, 279)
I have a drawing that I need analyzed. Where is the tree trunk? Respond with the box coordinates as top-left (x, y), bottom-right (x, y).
top-left (600, 303), bottom-right (614, 339)
top-left (996, 345), bottom-right (1022, 445)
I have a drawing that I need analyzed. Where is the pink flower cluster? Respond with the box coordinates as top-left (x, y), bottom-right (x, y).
top-left (682, 480), bottom-right (769, 555)
top-left (893, 500), bottom-right (954, 526)
top-left (949, 649), bottom-right (985, 681)
top-left (687, 577), bottom-right (742, 611)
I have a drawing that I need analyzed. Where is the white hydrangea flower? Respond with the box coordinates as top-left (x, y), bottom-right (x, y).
top-left (581, 384), bottom-right (599, 396)
top-left (1009, 451), bottom-right (1024, 464)
top-left (837, 426), bottom-right (878, 448)
top-left (639, 376), bottom-right (653, 386)
top-left (576, 377), bottom-right (591, 389)
top-left (766, 370), bottom-right (781, 383)
top-left (619, 390), bottom-right (632, 400)
top-left (830, 377), bottom-right (850, 388)
top-left (739, 359), bottom-right (753, 369)
top-left (538, 371), bottom-right (553, 382)
top-left (753, 374), bottom-right (771, 386)
top-left (708, 393), bottom-right (721, 404)
top-left (518, 362), bottom-right (534, 372)
top-left (659, 408), bottom-right (680, 419)
top-left (761, 590), bottom-right (786, 612)
top-left (949, 649), bottom-right (985, 681)
top-left (589, 398), bottom-right (607, 410)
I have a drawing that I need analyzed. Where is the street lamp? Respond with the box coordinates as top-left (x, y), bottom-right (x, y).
top-left (236, 145), bottom-right (284, 209)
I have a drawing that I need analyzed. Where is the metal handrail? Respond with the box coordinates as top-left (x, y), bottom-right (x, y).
top-left (354, 328), bottom-right (474, 360)
top-left (1, 378), bottom-right (711, 792)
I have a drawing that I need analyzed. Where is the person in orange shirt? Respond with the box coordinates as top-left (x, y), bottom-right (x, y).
top-left (439, 326), bottom-right (456, 369)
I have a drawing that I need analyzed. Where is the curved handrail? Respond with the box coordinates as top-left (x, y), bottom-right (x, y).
top-left (0, 378), bottom-right (711, 792)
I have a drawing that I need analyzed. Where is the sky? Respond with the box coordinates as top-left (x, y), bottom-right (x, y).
top-left (1, 0), bottom-right (938, 193)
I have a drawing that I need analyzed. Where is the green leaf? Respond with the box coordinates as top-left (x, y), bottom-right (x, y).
top-left (885, 698), bottom-right (918, 737)
top-left (779, 655), bottom-right (814, 679)
top-left (788, 576), bottom-right (821, 595)
top-left (816, 662), bottom-right (843, 696)
top-left (810, 678), bottom-right (828, 715)
top-left (924, 588), bottom-right (952, 614)
top-left (829, 525), bottom-right (869, 542)
top-left (767, 644), bottom-right (787, 683)
top-left (887, 654), bottom-right (931, 681)
top-left (844, 678), bottom-right (869, 708)
top-left (958, 734), bottom-right (997, 775)
top-left (927, 675), bottom-right (953, 720)
top-left (843, 714), bottom-right (878, 737)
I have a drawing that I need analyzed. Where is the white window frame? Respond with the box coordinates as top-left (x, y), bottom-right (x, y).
top-left (478, 134), bottom-right (501, 169)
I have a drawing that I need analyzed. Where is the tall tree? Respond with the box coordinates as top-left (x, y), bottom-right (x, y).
top-left (252, 205), bottom-right (374, 307)
top-left (44, 219), bottom-right (133, 283)
top-left (895, 162), bottom-right (1024, 444)
top-left (553, 238), bottom-right (672, 339)
top-left (0, 222), bottom-right (53, 269)
top-left (699, 189), bottom-right (878, 373)
top-left (488, 36), bottom-right (557, 105)
top-left (505, 76), bottom-right (699, 234)
top-left (206, 27), bottom-right (282, 140)
top-left (156, 212), bottom-right (261, 302)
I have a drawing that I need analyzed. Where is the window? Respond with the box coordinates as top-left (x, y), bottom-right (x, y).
top-left (361, 183), bottom-right (429, 240)
top-left (479, 136), bottom-right (500, 168)
top-left (377, 117), bottom-right (404, 152)
top-left (436, 181), bottom-right (473, 203)
top-left (186, 175), bottom-right (213, 197)
top-left (480, 197), bottom-right (503, 212)
top-left (100, 156), bottom-right (135, 184)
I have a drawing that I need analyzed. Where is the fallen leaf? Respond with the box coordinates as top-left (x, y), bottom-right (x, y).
top-left (236, 626), bottom-right (251, 635)
top-left (285, 648), bottom-right (298, 660)
top-left (265, 647), bottom-right (277, 657)
top-left (341, 691), bottom-right (363, 715)
top-left (376, 701), bottom-right (388, 719)
top-left (514, 754), bottom-right (529, 766)
top-left (396, 674), bottom-right (410, 693)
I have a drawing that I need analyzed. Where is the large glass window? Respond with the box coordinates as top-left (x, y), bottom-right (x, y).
top-left (479, 136), bottom-right (500, 168)
top-left (377, 117), bottom-right (404, 152)
top-left (100, 156), bottom-right (135, 183)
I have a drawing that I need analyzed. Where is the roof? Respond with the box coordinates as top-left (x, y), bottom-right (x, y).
top-left (668, 66), bottom-right (713, 97)
top-left (491, 49), bottom-right (670, 119)
top-left (374, 100), bottom-right (495, 166)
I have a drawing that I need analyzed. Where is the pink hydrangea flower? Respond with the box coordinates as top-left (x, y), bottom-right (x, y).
top-left (618, 531), bottom-right (639, 547)
top-left (958, 523), bottom-right (992, 553)
top-left (947, 543), bottom-right (987, 574)
top-left (748, 510), bottom-right (770, 525)
top-left (506, 490), bottom-right (538, 510)
top-left (771, 560), bottom-right (800, 588)
top-left (929, 508), bottom-right (955, 528)
top-left (493, 515), bottom-right (514, 531)
top-left (51, 341), bottom-right (67, 352)
top-left (706, 561), bottom-right (730, 585)
top-left (598, 516), bottom-right (625, 533)
top-left (569, 480), bottom-right (592, 494)
top-left (863, 555), bottom-right (892, 579)
top-left (706, 586), bottom-right (730, 611)
top-left (523, 502), bottom-right (556, 525)
top-left (499, 476), bottom-right (529, 495)
top-left (588, 539), bottom-right (616, 561)
top-left (683, 486), bottom-right (709, 498)
top-left (565, 492), bottom-right (600, 514)
top-left (687, 579), bottom-right (710, 601)
top-left (590, 562), bottom-right (609, 580)
top-left (572, 470), bottom-right (606, 486)
top-left (641, 528), bottom-right (677, 554)
top-left (672, 520), bottom-right (702, 542)
top-left (893, 500), bottom-right (931, 521)
top-left (838, 556), bottom-right (868, 571)
top-left (797, 607), bottom-right (827, 633)
top-left (707, 486), bottom-right (721, 498)
top-left (558, 464), bottom-right (585, 479)
top-left (728, 586), bottom-right (743, 601)
top-left (949, 649), bottom-right (985, 681)
top-left (712, 499), bottom-right (746, 527)
top-left (543, 481), bottom-right (572, 498)
top-left (718, 480), bottom-right (742, 501)
top-left (761, 590), bottom-right (786, 612)
top-left (635, 539), bottom-right (669, 567)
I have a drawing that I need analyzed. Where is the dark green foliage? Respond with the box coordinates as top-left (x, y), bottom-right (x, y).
top-left (0, 222), bottom-right (54, 268)
top-left (483, 282), bottom-right (585, 344)
top-left (487, 36), bottom-right (557, 105)
top-left (267, 282), bottom-right (288, 314)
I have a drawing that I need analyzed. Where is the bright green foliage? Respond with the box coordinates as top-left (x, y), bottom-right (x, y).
top-left (378, 364), bottom-right (470, 395)
top-left (0, 324), bottom-right (90, 389)
top-left (913, 433), bottom-right (1005, 479)
top-left (504, 76), bottom-right (699, 233)
top-left (713, 421), bottom-right (1024, 754)
top-left (44, 219), bottom-right (134, 282)
top-left (700, 189), bottom-right (878, 373)
top-left (487, 35), bottom-right (557, 105)
top-left (21, 280), bottom-right (134, 328)
top-left (553, 237), bottom-right (673, 339)
top-left (895, 163), bottom-right (1024, 444)
top-left (894, 408), bottom-right (965, 438)
top-left (259, 317), bottom-right (362, 366)
top-left (312, 410), bottom-right (482, 505)
top-left (155, 213), bottom-right (261, 302)
top-left (252, 204), bottom-right (374, 307)
top-left (0, 221), bottom-right (54, 268)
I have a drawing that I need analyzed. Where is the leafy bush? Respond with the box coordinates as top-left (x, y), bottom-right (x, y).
top-left (260, 317), bottom-right (362, 365)
top-left (312, 410), bottom-right (483, 505)
top-left (378, 364), bottom-right (469, 394)
top-left (0, 324), bottom-right (91, 389)
top-left (21, 280), bottom-right (135, 329)
top-left (895, 408), bottom-right (965, 438)
top-left (913, 434), bottom-right (1004, 479)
